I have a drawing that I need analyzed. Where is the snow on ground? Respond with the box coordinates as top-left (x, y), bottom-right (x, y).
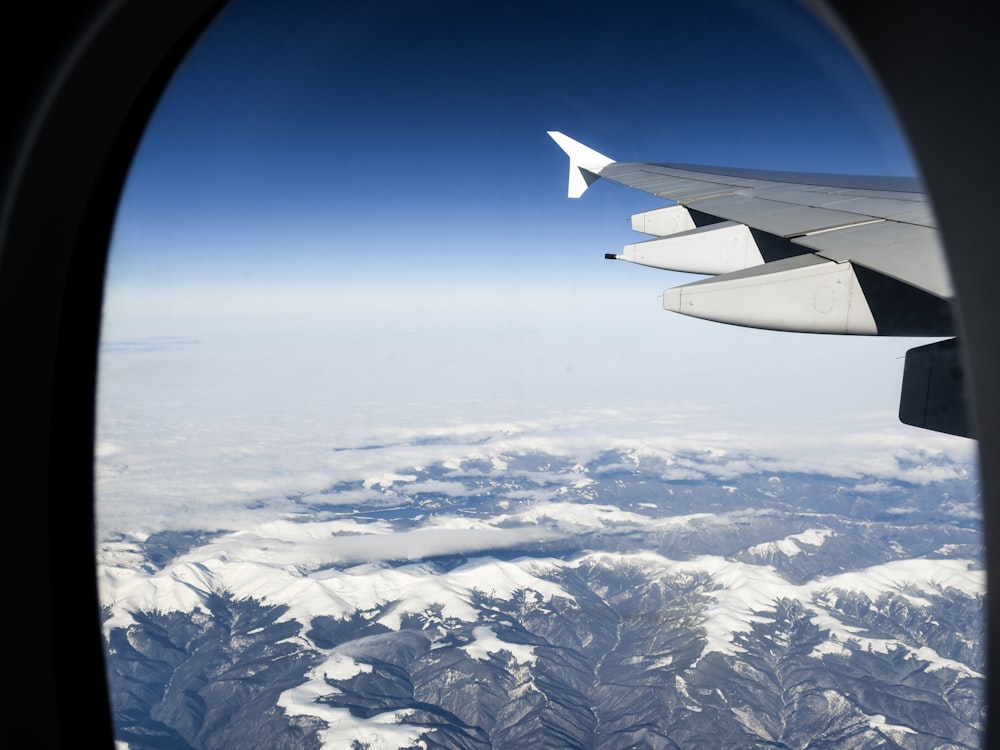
top-left (572, 550), bottom-right (984, 671)
top-left (460, 625), bottom-right (537, 666)
top-left (747, 528), bottom-right (834, 558)
top-left (99, 506), bottom-right (985, 744)
top-left (100, 512), bottom-right (984, 666)
top-left (101, 540), bottom-right (572, 634)
top-left (276, 685), bottom-right (428, 750)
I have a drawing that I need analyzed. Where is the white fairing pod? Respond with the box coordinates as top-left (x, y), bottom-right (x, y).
top-left (630, 205), bottom-right (696, 236)
top-left (662, 254), bottom-right (879, 334)
top-left (614, 221), bottom-right (764, 275)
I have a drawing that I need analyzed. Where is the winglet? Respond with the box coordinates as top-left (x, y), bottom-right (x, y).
top-left (547, 131), bottom-right (615, 198)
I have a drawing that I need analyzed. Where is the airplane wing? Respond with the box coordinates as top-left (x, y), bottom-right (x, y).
top-left (548, 131), bottom-right (967, 437)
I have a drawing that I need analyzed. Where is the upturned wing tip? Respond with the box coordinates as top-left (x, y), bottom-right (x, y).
top-left (547, 131), bottom-right (614, 198)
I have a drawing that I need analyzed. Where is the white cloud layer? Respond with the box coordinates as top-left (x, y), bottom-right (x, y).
top-left (96, 284), bottom-right (977, 536)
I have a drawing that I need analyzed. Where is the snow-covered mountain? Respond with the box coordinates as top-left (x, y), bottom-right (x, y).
top-left (99, 433), bottom-right (983, 749)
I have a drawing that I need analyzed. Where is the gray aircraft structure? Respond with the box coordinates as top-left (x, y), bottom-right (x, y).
top-left (549, 131), bottom-right (967, 437)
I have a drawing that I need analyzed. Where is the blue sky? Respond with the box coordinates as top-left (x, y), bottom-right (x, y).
top-left (107, 0), bottom-right (915, 290)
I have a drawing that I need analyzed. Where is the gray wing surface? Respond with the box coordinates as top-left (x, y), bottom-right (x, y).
top-left (548, 131), bottom-right (966, 436)
top-left (599, 160), bottom-right (950, 298)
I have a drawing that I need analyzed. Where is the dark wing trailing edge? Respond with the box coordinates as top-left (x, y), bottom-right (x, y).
top-left (548, 131), bottom-right (968, 437)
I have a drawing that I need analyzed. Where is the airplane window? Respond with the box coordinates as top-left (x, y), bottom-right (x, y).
top-left (95, 1), bottom-right (983, 747)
